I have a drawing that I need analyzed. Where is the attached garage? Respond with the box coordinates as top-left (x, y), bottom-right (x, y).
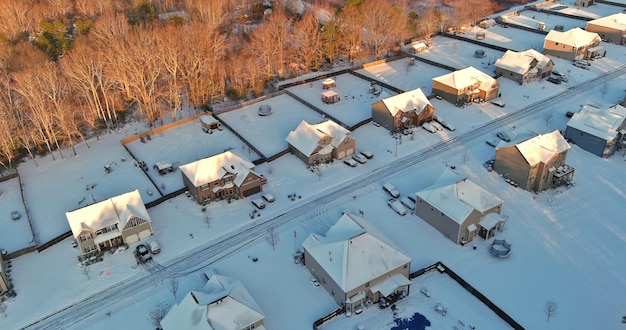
top-left (125, 234), bottom-right (139, 244)
top-left (243, 186), bottom-right (261, 197)
top-left (139, 230), bottom-right (151, 240)
top-left (336, 150), bottom-right (345, 159)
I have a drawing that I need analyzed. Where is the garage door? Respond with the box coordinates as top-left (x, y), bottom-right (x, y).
top-left (126, 234), bottom-right (138, 244)
top-left (138, 230), bottom-right (151, 239)
top-left (346, 148), bottom-right (354, 156)
top-left (243, 186), bottom-right (261, 197)
top-left (337, 150), bottom-right (345, 159)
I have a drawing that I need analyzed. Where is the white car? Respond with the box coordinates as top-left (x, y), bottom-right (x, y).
top-left (422, 122), bottom-right (437, 133)
top-left (262, 193), bottom-right (275, 203)
top-left (360, 150), bottom-right (374, 159)
top-left (352, 153), bottom-right (368, 164)
top-left (430, 121), bottom-right (444, 131)
top-left (148, 239), bottom-right (161, 254)
top-left (383, 183), bottom-right (400, 198)
top-left (343, 158), bottom-right (358, 167)
top-left (252, 199), bottom-right (266, 209)
top-left (400, 197), bottom-right (415, 211)
top-left (491, 100), bottom-right (505, 108)
top-left (573, 61), bottom-right (590, 69)
top-left (388, 199), bottom-right (407, 216)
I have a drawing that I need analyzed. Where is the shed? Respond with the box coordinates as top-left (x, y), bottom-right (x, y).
top-left (479, 19), bottom-right (496, 29)
top-left (476, 30), bottom-right (486, 40)
top-left (322, 78), bottom-right (336, 89)
top-left (199, 115), bottom-right (221, 130)
top-left (409, 41), bottom-right (428, 54)
top-left (322, 90), bottom-right (339, 104)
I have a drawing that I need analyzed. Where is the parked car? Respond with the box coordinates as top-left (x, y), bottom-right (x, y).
top-left (573, 61), bottom-right (589, 69)
top-left (352, 153), bottom-right (368, 164)
top-left (491, 100), bottom-right (506, 108)
top-left (552, 70), bottom-right (566, 77)
top-left (434, 115), bottom-right (455, 131)
top-left (148, 239), bottom-right (161, 254)
top-left (421, 122), bottom-right (437, 133)
top-left (547, 76), bottom-right (561, 84)
top-left (400, 197), bottom-right (415, 211)
top-left (430, 121), bottom-right (444, 131)
top-left (343, 157), bottom-right (358, 167)
top-left (486, 139), bottom-right (500, 148)
top-left (11, 211), bottom-right (21, 220)
top-left (496, 131), bottom-right (511, 142)
top-left (262, 193), bottom-right (275, 203)
top-left (383, 183), bottom-right (400, 198)
top-left (388, 199), bottom-right (408, 216)
top-left (311, 278), bottom-right (320, 287)
top-left (252, 199), bottom-right (266, 209)
top-left (135, 244), bottom-right (152, 263)
top-left (360, 150), bottom-right (374, 159)
top-left (566, 111), bottom-right (575, 118)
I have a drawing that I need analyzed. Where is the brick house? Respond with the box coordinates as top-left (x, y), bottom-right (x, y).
top-left (371, 88), bottom-right (434, 132)
top-left (285, 120), bottom-right (355, 166)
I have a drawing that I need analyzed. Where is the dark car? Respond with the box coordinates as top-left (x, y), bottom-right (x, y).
top-left (566, 111), bottom-right (575, 118)
top-left (547, 76), bottom-right (561, 84)
top-left (135, 244), bottom-right (152, 263)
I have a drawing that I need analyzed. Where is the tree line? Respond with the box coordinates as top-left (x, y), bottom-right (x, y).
top-left (0, 0), bottom-right (497, 169)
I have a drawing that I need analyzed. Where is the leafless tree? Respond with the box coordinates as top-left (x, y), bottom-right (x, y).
top-left (147, 302), bottom-right (170, 328)
top-left (544, 299), bottom-right (558, 322)
top-left (82, 262), bottom-right (92, 280)
top-left (361, 0), bottom-right (408, 59)
top-left (0, 300), bottom-right (7, 318)
top-left (292, 10), bottom-right (323, 73)
top-left (543, 111), bottom-right (553, 127)
top-left (169, 278), bottom-right (178, 299)
top-left (265, 225), bottom-right (280, 251)
top-left (337, 4), bottom-right (364, 64)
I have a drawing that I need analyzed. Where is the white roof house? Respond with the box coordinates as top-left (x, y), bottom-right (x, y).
top-left (179, 151), bottom-right (257, 187)
top-left (161, 269), bottom-right (265, 330)
top-left (495, 49), bottom-right (553, 75)
top-left (416, 174), bottom-right (503, 225)
top-left (567, 104), bottom-right (626, 141)
top-left (545, 27), bottom-right (600, 48)
top-left (514, 130), bottom-right (570, 166)
top-left (432, 66), bottom-right (496, 92)
top-left (379, 88), bottom-right (432, 117)
top-left (586, 13), bottom-right (626, 34)
top-left (66, 189), bottom-right (150, 239)
top-left (285, 120), bottom-right (349, 157)
top-left (302, 213), bottom-right (411, 294)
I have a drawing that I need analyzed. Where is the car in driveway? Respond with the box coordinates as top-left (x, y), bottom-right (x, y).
top-left (430, 121), bottom-right (444, 131)
top-left (262, 193), bottom-right (275, 203)
top-left (352, 153), bottom-right (368, 164)
top-left (400, 197), bottom-right (415, 211)
top-left (148, 239), bottom-right (161, 254)
top-left (573, 60), bottom-right (590, 69)
top-left (491, 100), bottom-right (505, 108)
top-left (360, 150), bottom-right (374, 159)
top-left (434, 115), bottom-right (455, 131)
top-left (486, 139), bottom-right (500, 148)
top-left (388, 199), bottom-right (407, 216)
top-left (343, 157), bottom-right (358, 167)
top-left (547, 76), bottom-right (562, 84)
top-left (496, 131), bottom-right (511, 142)
top-left (421, 122), bottom-right (437, 133)
top-left (252, 198), bottom-right (266, 209)
top-left (383, 183), bottom-right (400, 198)
top-left (135, 244), bottom-right (152, 263)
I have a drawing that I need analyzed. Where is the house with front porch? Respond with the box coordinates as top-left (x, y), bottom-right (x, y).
top-left (432, 66), bottom-right (499, 105)
top-left (564, 104), bottom-right (626, 158)
top-left (161, 269), bottom-right (265, 330)
top-left (285, 120), bottom-right (355, 166)
top-left (495, 49), bottom-right (554, 84)
top-left (179, 151), bottom-right (265, 205)
top-left (371, 88), bottom-right (434, 133)
top-left (303, 213), bottom-right (412, 313)
top-left (543, 27), bottom-right (602, 61)
top-left (586, 13), bottom-right (626, 45)
top-left (415, 168), bottom-right (505, 245)
top-left (493, 130), bottom-right (574, 192)
top-left (66, 189), bottom-right (153, 257)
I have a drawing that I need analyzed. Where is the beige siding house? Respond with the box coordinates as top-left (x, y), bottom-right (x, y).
top-left (303, 213), bottom-right (412, 313)
top-left (66, 189), bottom-right (153, 257)
top-left (494, 130), bottom-right (574, 192)
top-left (285, 120), bottom-right (355, 166)
top-left (432, 66), bottom-right (499, 105)
top-left (495, 49), bottom-right (554, 84)
top-left (415, 169), bottom-right (505, 245)
top-left (586, 13), bottom-right (626, 45)
top-left (371, 88), bottom-right (434, 132)
top-left (161, 269), bottom-right (265, 330)
top-left (543, 28), bottom-right (603, 61)
top-left (179, 151), bottom-right (265, 205)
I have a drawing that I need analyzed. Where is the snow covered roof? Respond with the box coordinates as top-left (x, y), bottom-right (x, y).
top-left (416, 169), bottom-right (503, 225)
top-left (66, 189), bottom-right (149, 238)
top-left (511, 130), bottom-right (571, 166)
top-left (587, 13), bottom-right (626, 31)
top-left (160, 271), bottom-right (264, 330)
top-left (432, 66), bottom-right (496, 91)
top-left (199, 115), bottom-right (218, 126)
top-left (302, 213), bottom-right (411, 293)
top-left (495, 49), bottom-right (553, 74)
top-left (545, 27), bottom-right (600, 48)
top-left (567, 104), bottom-right (626, 141)
top-left (379, 88), bottom-right (432, 117)
top-left (285, 120), bottom-right (350, 156)
top-left (179, 151), bottom-right (256, 187)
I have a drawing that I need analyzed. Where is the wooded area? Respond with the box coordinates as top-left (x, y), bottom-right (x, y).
top-left (0, 0), bottom-right (504, 169)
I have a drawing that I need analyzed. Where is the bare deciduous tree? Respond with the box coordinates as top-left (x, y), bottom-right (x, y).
top-left (292, 10), bottom-right (323, 73)
top-left (265, 225), bottom-right (279, 251)
top-left (0, 300), bottom-right (7, 318)
top-left (169, 278), bottom-right (178, 299)
top-left (361, 0), bottom-right (408, 59)
top-left (147, 302), bottom-right (170, 328)
top-left (82, 262), bottom-right (92, 280)
top-left (543, 111), bottom-right (553, 127)
top-left (544, 299), bottom-right (558, 322)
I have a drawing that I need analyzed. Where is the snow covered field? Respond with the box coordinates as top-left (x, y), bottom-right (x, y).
top-left (1, 2), bottom-right (626, 329)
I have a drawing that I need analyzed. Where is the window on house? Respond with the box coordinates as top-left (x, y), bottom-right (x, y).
top-left (201, 184), bottom-right (209, 191)
top-left (80, 234), bottom-right (92, 242)
top-left (365, 282), bottom-right (370, 288)
top-left (404, 264), bottom-right (408, 269)
top-left (441, 212), bottom-right (445, 217)
top-left (224, 176), bottom-right (232, 183)
top-left (84, 245), bottom-right (96, 253)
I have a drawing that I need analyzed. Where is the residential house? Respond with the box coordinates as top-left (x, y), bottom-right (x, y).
top-left (161, 269), bottom-right (265, 330)
top-left (285, 120), bottom-right (355, 166)
top-left (586, 13), bottom-right (626, 45)
top-left (432, 66), bottom-right (500, 105)
top-left (493, 130), bottom-right (574, 192)
top-left (495, 49), bottom-right (554, 84)
top-left (565, 104), bottom-right (626, 158)
top-left (179, 151), bottom-right (265, 205)
top-left (575, 0), bottom-right (594, 7)
top-left (303, 213), bottom-right (412, 313)
top-left (0, 253), bottom-right (9, 295)
top-left (543, 27), bottom-right (602, 61)
top-left (66, 190), bottom-right (153, 257)
top-left (415, 168), bottom-right (505, 245)
top-left (371, 88), bottom-right (434, 132)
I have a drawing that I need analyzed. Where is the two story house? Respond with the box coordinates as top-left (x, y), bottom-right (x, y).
top-left (586, 13), bottom-right (626, 45)
top-left (371, 88), bottom-right (434, 133)
top-left (285, 120), bottom-right (355, 166)
top-left (432, 66), bottom-right (500, 105)
top-left (495, 49), bottom-right (554, 84)
top-left (543, 27), bottom-right (603, 61)
top-left (564, 104), bottom-right (626, 158)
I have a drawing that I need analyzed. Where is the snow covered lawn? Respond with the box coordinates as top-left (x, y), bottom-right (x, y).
top-left (355, 58), bottom-right (451, 94)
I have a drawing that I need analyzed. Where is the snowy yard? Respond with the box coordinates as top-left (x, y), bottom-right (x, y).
top-left (355, 58), bottom-right (451, 94)
top-left (416, 36), bottom-right (507, 71)
top-left (0, 177), bottom-right (33, 253)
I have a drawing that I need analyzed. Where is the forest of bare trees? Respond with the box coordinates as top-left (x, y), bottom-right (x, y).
top-left (0, 0), bottom-right (502, 170)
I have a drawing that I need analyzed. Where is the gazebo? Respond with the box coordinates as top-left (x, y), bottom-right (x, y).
top-left (322, 90), bottom-right (339, 104)
top-left (322, 78), bottom-right (336, 89)
top-left (490, 239), bottom-right (512, 257)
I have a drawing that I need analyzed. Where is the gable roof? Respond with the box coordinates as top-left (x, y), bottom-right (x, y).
top-left (378, 88), bottom-right (432, 117)
top-left (432, 66), bottom-right (496, 91)
top-left (587, 13), bottom-right (626, 31)
top-left (66, 190), bottom-right (150, 238)
top-left (416, 169), bottom-right (503, 224)
top-left (507, 130), bottom-right (571, 166)
top-left (302, 213), bottom-right (411, 293)
top-left (179, 151), bottom-right (256, 187)
top-left (567, 104), bottom-right (626, 141)
top-left (160, 270), bottom-right (264, 330)
top-left (285, 120), bottom-right (349, 156)
top-left (545, 27), bottom-right (600, 48)
top-left (495, 49), bottom-right (553, 74)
